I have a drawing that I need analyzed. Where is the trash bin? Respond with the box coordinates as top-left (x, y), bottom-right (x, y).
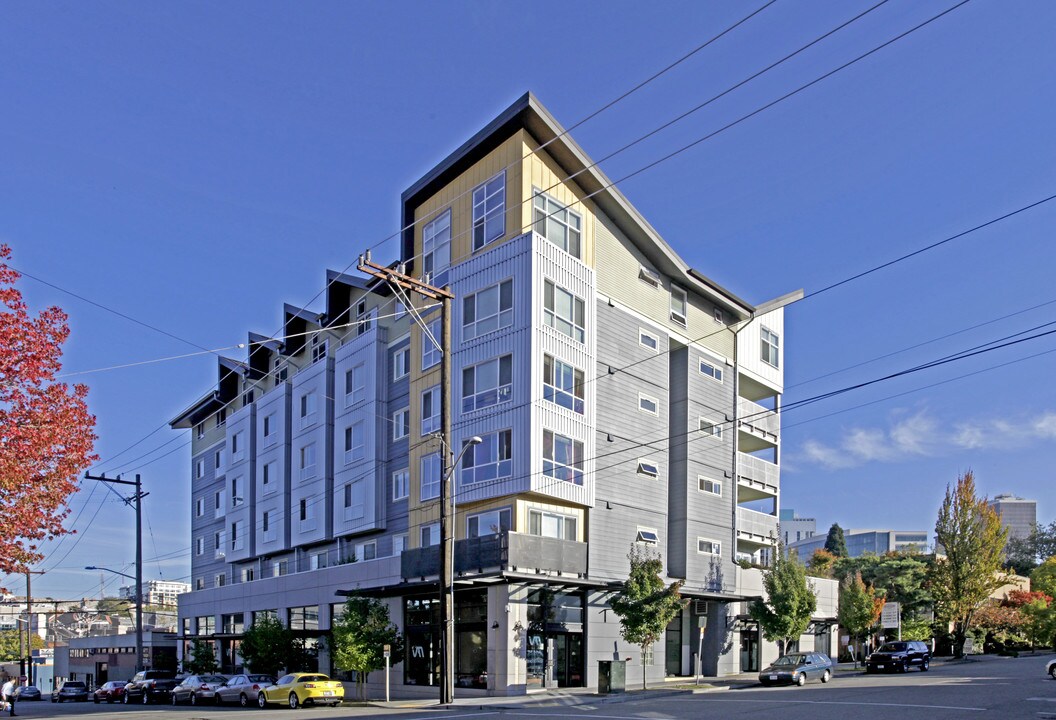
top-left (598, 660), bottom-right (626, 694)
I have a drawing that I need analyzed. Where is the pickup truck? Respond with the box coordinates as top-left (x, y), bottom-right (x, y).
top-left (123, 670), bottom-right (180, 704)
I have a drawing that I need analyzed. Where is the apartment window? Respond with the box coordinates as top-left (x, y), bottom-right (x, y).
top-left (298, 498), bottom-right (316, 531)
top-left (346, 364), bottom-right (366, 405)
top-left (697, 538), bottom-right (722, 556)
top-left (529, 510), bottom-right (577, 540)
top-left (462, 354), bottom-right (513, 412)
top-left (543, 354), bottom-right (585, 414)
top-left (472, 171), bottom-right (505, 250)
top-left (543, 280), bottom-right (586, 343)
top-left (467, 508), bottom-right (511, 538)
top-left (463, 279), bottom-right (513, 341)
top-left (639, 265), bottom-right (661, 288)
top-left (637, 459), bottom-right (660, 478)
top-left (195, 422), bottom-right (204, 440)
top-left (299, 391), bottom-right (318, 428)
top-left (195, 498), bottom-right (204, 517)
top-left (392, 347), bottom-right (410, 381)
top-left (543, 429), bottom-right (584, 485)
top-left (699, 476), bottom-right (722, 496)
top-left (196, 578), bottom-right (204, 590)
top-left (638, 393), bottom-right (659, 416)
top-left (214, 489), bottom-right (225, 517)
top-left (422, 209), bottom-right (452, 283)
top-left (392, 469), bottom-right (409, 501)
top-left (195, 459), bottom-right (205, 479)
top-left (215, 449), bottom-right (222, 470)
top-left (699, 359), bottom-right (723, 382)
top-left (344, 481), bottom-right (365, 520)
top-left (395, 301), bottom-right (407, 319)
top-left (761, 327), bottom-right (780, 368)
top-left (242, 389), bottom-right (254, 406)
top-left (461, 429), bottom-right (512, 486)
top-left (533, 191), bottom-right (581, 258)
top-left (311, 336), bottom-right (328, 364)
top-left (344, 422), bottom-right (366, 464)
top-left (714, 307), bottom-right (723, 324)
top-left (230, 477), bottom-right (241, 506)
top-left (356, 541), bottom-right (377, 561)
top-left (262, 461), bottom-right (275, 491)
top-left (699, 418), bottom-right (723, 439)
top-left (216, 408), bottom-right (226, 428)
top-left (195, 537), bottom-right (203, 556)
top-left (393, 534), bottom-right (407, 555)
top-left (639, 329), bottom-right (659, 352)
top-left (231, 431), bottom-right (244, 462)
top-left (299, 443), bottom-right (317, 480)
top-left (231, 521), bottom-right (244, 551)
top-left (214, 530), bottom-right (223, 553)
top-left (263, 510), bottom-right (275, 542)
top-left (637, 528), bottom-right (659, 545)
top-left (670, 285), bottom-right (688, 326)
top-left (421, 318), bottom-right (442, 370)
top-left (356, 300), bottom-right (373, 336)
top-left (421, 386), bottom-right (440, 435)
top-left (420, 453), bottom-right (441, 500)
top-left (274, 359), bottom-right (288, 385)
top-left (263, 414), bottom-right (274, 443)
top-left (421, 523), bottom-right (440, 547)
top-left (392, 408), bottom-right (410, 441)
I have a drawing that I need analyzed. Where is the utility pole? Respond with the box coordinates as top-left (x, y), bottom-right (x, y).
top-left (23, 569), bottom-right (44, 686)
top-left (83, 472), bottom-right (147, 672)
top-left (357, 253), bottom-right (457, 704)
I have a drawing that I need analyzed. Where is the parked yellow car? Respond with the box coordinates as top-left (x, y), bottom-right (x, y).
top-left (256, 673), bottom-right (344, 709)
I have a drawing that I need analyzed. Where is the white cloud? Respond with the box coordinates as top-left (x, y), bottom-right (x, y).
top-left (794, 407), bottom-right (1056, 470)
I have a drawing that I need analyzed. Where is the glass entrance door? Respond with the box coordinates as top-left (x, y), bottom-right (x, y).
top-left (740, 629), bottom-right (759, 672)
top-left (553, 634), bottom-right (584, 687)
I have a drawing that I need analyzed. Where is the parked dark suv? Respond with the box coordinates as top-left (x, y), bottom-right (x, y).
top-left (124, 670), bottom-right (180, 704)
top-left (866, 641), bottom-right (931, 673)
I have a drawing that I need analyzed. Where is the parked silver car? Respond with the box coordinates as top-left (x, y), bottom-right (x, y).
top-left (759, 652), bottom-right (834, 686)
top-left (1047, 658), bottom-right (1056, 679)
top-left (171, 674), bottom-right (228, 705)
top-left (213, 674), bottom-right (275, 707)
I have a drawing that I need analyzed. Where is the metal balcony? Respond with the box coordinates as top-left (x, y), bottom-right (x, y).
top-left (737, 452), bottom-right (779, 500)
top-left (738, 398), bottom-right (779, 451)
top-left (400, 531), bottom-right (588, 580)
top-left (736, 507), bottom-right (779, 546)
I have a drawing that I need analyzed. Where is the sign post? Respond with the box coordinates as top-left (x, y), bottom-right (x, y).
top-left (383, 644), bottom-right (391, 702)
top-left (695, 624), bottom-right (706, 685)
top-left (881, 602), bottom-right (901, 641)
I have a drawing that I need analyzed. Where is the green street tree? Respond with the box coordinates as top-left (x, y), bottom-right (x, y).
top-left (0, 629), bottom-right (44, 662)
top-left (330, 594), bottom-right (404, 700)
top-left (835, 552), bottom-right (933, 619)
top-left (183, 638), bottom-right (220, 674)
top-left (838, 571), bottom-right (880, 662)
top-left (824, 524), bottom-right (848, 557)
top-left (1005, 520), bottom-right (1056, 575)
top-left (749, 549), bottom-right (817, 655)
top-left (806, 548), bottom-right (837, 579)
top-left (929, 470), bottom-right (1008, 657)
top-left (609, 545), bottom-right (687, 690)
top-left (1031, 556), bottom-right (1056, 598)
top-left (238, 615), bottom-right (308, 677)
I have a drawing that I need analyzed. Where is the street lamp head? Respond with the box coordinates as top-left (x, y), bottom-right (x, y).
top-left (468, 436), bottom-right (483, 445)
top-left (84, 566), bottom-right (97, 571)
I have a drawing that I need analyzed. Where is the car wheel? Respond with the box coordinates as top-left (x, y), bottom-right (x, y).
top-left (257, 692), bottom-right (268, 709)
top-left (123, 693), bottom-right (130, 704)
top-left (215, 693), bottom-right (223, 706)
top-left (1049, 665), bottom-right (1056, 679)
top-left (172, 693), bottom-right (179, 705)
top-left (191, 693), bottom-right (198, 706)
top-left (143, 690), bottom-right (150, 704)
top-left (821, 669), bottom-right (831, 683)
top-left (240, 693), bottom-right (250, 708)
top-left (94, 697), bottom-right (100, 704)
top-left (289, 693), bottom-right (300, 709)
top-left (921, 658), bottom-right (930, 672)
top-left (796, 673), bottom-right (806, 687)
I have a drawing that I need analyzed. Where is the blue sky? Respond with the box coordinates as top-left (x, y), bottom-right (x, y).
top-left (3, 0), bottom-right (1054, 598)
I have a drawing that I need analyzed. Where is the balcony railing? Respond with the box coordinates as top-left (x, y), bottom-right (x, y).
top-left (737, 452), bottom-right (779, 495)
top-left (737, 507), bottom-right (779, 542)
top-left (401, 531), bottom-right (588, 580)
top-left (738, 398), bottom-right (780, 439)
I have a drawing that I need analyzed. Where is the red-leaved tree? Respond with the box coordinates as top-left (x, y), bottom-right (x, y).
top-left (0, 244), bottom-right (96, 576)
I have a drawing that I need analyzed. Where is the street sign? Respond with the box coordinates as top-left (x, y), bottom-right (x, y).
top-left (383, 643), bottom-right (391, 658)
top-left (881, 602), bottom-right (900, 629)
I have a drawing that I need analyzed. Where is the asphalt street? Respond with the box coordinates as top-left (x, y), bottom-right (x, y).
top-left (13, 653), bottom-right (1056, 720)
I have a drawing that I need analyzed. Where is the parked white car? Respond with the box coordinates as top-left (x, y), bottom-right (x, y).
top-left (1047, 658), bottom-right (1055, 679)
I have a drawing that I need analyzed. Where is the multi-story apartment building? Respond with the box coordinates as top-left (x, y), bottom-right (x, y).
top-left (170, 93), bottom-right (835, 694)
top-left (119, 580), bottom-right (191, 608)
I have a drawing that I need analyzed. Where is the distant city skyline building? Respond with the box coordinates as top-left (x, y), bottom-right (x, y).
top-left (779, 508), bottom-right (816, 547)
top-left (988, 493), bottom-right (1037, 542)
top-left (788, 528), bottom-right (929, 558)
top-left (119, 579), bottom-right (191, 608)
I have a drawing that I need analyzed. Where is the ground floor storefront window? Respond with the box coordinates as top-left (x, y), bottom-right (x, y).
top-left (525, 587), bottom-right (584, 688)
top-left (404, 590), bottom-right (490, 688)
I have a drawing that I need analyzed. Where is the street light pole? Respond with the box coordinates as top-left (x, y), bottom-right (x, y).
top-left (82, 470), bottom-right (147, 672)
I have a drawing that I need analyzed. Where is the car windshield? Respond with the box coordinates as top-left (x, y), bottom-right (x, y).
top-left (248, 675), bottom-right (272, 683)
top-left (772, 655), bottom-right (802, 667)
top-left (203, 675), bottom-right (227, 683)
top-left (879, 642), bottom-right (907, 652)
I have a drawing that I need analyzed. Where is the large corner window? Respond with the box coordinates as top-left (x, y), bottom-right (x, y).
top-left (422, 209), bottom-right (452, 284)
top-left (761, 327), bottom-right (780, 368)
top-left (472, 171), bottom-right (505, 251)
top-left (533, 191), bottom-right (581, 259)
top-left (462, 355), bottom-right (513, 412)
top-left (467, 508), bottom-right (511, 539)
top-left (463, 279), bottom-right (513, 341)
top-left (543, 354), bottom-right (585, 414)
top-left (542, 429), bottom-right (584, 485)
top-left (461, 429), bottom-right (512, 486)
top-left (529, 509), bottom-right (577, 540)
top-left (543, 280), bottom-right (586, 343)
